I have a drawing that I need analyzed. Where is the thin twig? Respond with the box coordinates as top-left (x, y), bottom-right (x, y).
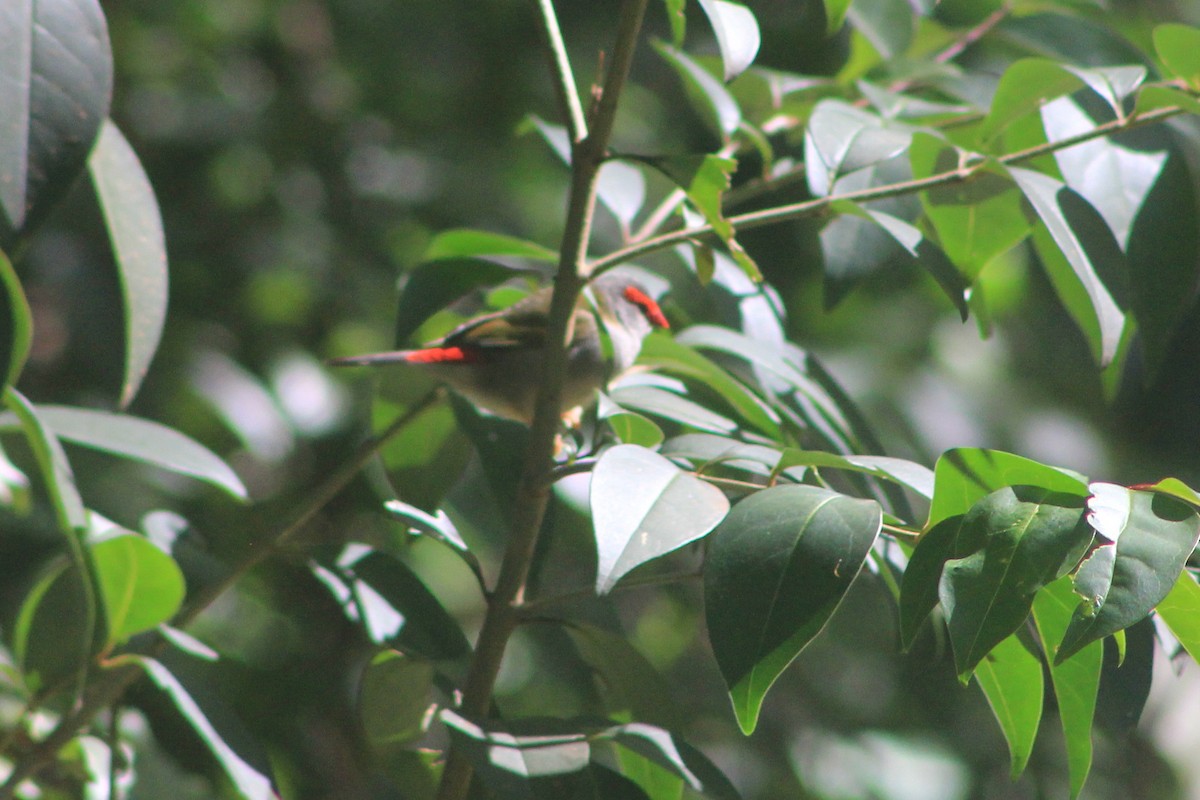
top-left (535, 0), bottom-right (587, 143)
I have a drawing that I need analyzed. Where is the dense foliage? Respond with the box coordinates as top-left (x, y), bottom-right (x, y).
top-left (5, 1), bottom-right (1200, 799)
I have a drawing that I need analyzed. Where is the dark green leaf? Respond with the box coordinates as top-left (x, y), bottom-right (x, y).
top-left (375, 394), bottom-right (472, 512)
top-left (696, 0), bottom-right (760, 82)
top-left (898, 514), bottom-right (968, 649)
top-left (0, 405), bottom-right (248, 500)
top-left (1032, 576), bottom-right (1101, 800)
top-left (653, 42), bottom-right (741, 138)
top-left (845, 0), bottom-right (913, 59)
top-left (939, 486), bottom-right (1092, 680)
top-left (1056, 485), bottom-right (1200, 663)
top-left (591, 444), bottom-right (729, 594)
top-left (88, 120), bottom-right (168, 408)
top-left (564, 622), bottom-right (684, 729)
top-left (775, 448), bottom-right (934, 499)
top-left (927, 448), bottom-right (1088, 529)
top-left (1153, 23), bottom-right (1200, 89)
top-left (0, 0), bottom-right (112, 247)
top-left (973, 633), bottom-right (1043, 778)
top-left (704, 485), bottom-right (881, 733)
top-left (135, 657), bottom-right (274, 800)
top-left (91, 530), bottom-right (185, 648)
top-left (359, 650), bottom-right (434, 745)
top-left (0, 247), bottom-right (32, 389)
top-left (608, 723), bottom-right (740, 800)
top-left (13, 558), bottom-right (94, 691)
top-left (4, 389), bottom-right (86, 532)
top-left (823, 0), bottom-right (853, 35)
top-left (392, 259), bottom-right (524, 347)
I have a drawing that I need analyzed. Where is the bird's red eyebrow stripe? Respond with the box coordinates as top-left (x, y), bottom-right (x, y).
top-left (623, 286), bottom-right (670, 329)
top-left (405, 346), bottom-right (480, 364)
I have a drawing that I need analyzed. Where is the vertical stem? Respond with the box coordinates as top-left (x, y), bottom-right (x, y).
top-left (535, 0), bottom-right (587, 143)
top-left (434, 2), bottom-right (649, 799)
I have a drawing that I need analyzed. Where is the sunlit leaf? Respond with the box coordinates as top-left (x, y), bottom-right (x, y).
top-left (91, 531), bottom-right (185, 648)
top-left (823, 0), bottom-right (853, 35)
top-left (591, 444), bottom-right (729, 594)
top-left (805, 100), bottom-right (912, 197)
top-left (608, 723), bottom-right (740, 800)
top-left (973, 633), bottom-right (1043, 778)
top-left (610, 384), bottom-right (738, 434)
top-left (696, 0), bottom-right (760, 82)
top-left (1055, 485), bottom-right (1200, 664)
top-left (976, 59), bottom-right (1083, 146)
top-left (927, 448), bottom-right (1088, 529)
top-left (705, 485), bottom-right (881, 733)
top-left (1153, 23), bottom-right (1200, 90)
top-left (424, 229), bottom-right (557, 263)
top-left (88, 120), bottom-right (169, 408)
top-left (1156, 570), bottom-right (1200, 664)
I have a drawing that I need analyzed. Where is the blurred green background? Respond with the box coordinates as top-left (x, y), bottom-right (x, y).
top-left (19, 0), bottom-right (1200, 797)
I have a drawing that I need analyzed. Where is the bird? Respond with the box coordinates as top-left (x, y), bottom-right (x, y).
top-left (328, 272), bottom-right (669, 424)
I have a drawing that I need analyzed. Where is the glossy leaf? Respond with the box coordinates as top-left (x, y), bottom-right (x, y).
top-left (423, 228), bottom-right (557, 263)
top-left (927, 448), bottom-right (1088, 529)
top-left (0, 248), bottom-right (32, 389)
top-left (939, 486), bottom-right (1092, 680)
top-left (653, 42), bottom-right (740, 138)
top-left (136, 657), bottom-right (274, 800)
top-left (1042, 97), bottom-right (1167, 251)
top-left (976, 59), bottom-right (1083, 146)
top-left (1156, 570), bottom-right (1200, 663)
top-left (610, 384), bottom-right (737, 434)
top-left (0, 0), bottom-right (112, 247)
top-left (898, 514), bottom-right (968, 649)
top-left (383, 498), bottom-right (483, 584)
top-left (775, 448), bottom-right (934, 500)
top-left (608, 723), bottom-right (740, 800)
top-left (91, 531), bottom-right (185, 648)
top-left (1056, 485), bottom-right (1200, 663)
top-left (705, 485), bottom-right (881, 733)
top-left (88, 120), bottom-right (169, 408)
top-left (1032, 576), bottom-right (1101, 800)
top-left (696, 0), bottom-right (760, 82)
top-left (590, 444), bottom-right (729, 594)
top-left (1154, 23), bottom-right (1200, 89)
top-left (4, 389), bottom-right (86, 533)
top-left (1011, 166), bottom-right (1126, 366)
top-left (359, 650), bottom-right (434, 745)
top-left (973, 633), bottom-right (1043, 778)
top-left (804, 100), bottom-right (912, 197)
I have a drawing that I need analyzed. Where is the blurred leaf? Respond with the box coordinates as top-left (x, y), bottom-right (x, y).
top-left (450, 393), bottom-right (527, 515)
top-left (349, 550), bottom-right (473, 663)
top-left (705, 485), bottom-right (881, 733)
top-left (976, 59), bottom-right (1083, 146)
top-left (973, 632), bottom-right (1043, 778)
top-left (910, 134), bottom-right (1030, 278)
top-left (804, 100), bottom-right (912, 196)
top-left (1042, 97), bottom-right (1166, 251)
top-left (1134, 84), bottom-right (1200, 116)
top-left (899, 514), bottom-right (968, 649)
top-left (360, 650), bottom-right (434, 745)
top-left (608, 723), bottom-right (740, 800)
top-left (599, 400), bottom-right (665, 448)
top-left (440, 711), bottom-right (592, 798)
top-left (823, 0), bottom-right (853, 35)
top-left (654, 42), bottom-right (741, 139)
top-left (845, 0), bottom-right (913, 59)
top-left (13, 558), bottom-right (94, 691)
top-left (375, 395), bottom-right (472, 512)
top-left (696, 0), bottom-right (760, 82)
top-left (1064, 65), bottom-right (1146, 117)
top-left (383, 498), bottom-right (483, 584)
top-left (1134, 477), bottom-right (1200, 508)
top-left (663, 0), bottom-right (686, 46)
top-left (591, 444), bottom-right (729, 594)
top-left (1056, 485), bottom-right (1200, 663)
top-left (928, 448), bottom-right (1088, 529)
top-left (1154, 23), bottom-right (1200, 89)
top-left (775, 448), bottom-right (934, 499)
top-left (88, 120), bottom-right (168, 408)
top-left (424, 228), bottom-right (557, 263)
top-left (939, 486), bottom-right (1092, 680)
top-left (614, 746), bottom-right (685, 800)
top-left (4, 389), bottom-right (86, 532)
top-left (1032, 576), bottom-right (1101, 800)
top-left (0, 0), bottom-right (112, 247)
top-left (91, 530), bottom-right (184, 648)
top-left (393, 259), bottom-right (523, 347)
top-left (610, 384), bottom-right (737, 434)
top-left (1012, 166), bottom-right (1126, 365)
top-left (564, 622), bottom-right (684, 729)
top-left (0, 248), bottom-right (32, 388)
top-left (1156, 570), bottom-right (1200, 663)
top-left (0, 405), bottom-right (248, 500)
top-left (0, 439), bottom-right (30, 512)
top-left (135, 657), bottom-right (274, 800)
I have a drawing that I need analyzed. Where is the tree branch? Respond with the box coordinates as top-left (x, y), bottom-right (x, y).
top-left (534, 0), bottom-right (587, 143)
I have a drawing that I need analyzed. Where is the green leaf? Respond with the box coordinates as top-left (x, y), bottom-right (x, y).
top-left (696, 0), bottom-right (760, 82)
top-left (804, 100), bottom-right (912, 197)
top-left (564, 622), bottom-right (684, 729)
top-left (1056, 484), bottom-right (1200, 664)
top-left (910, 134), bottom-right (1030, 278)
top-left (663, 0), bottom-right (686, 46)
top-left (383, 498), bottom-right (484, 584)
top-left (976, 59), bottom-right (1083, 146)
top-left (939, 486), bottom-right (1092, 680)
top-left (392, 259), bottom-right (522, 346)
top-left (375, 394), bottom-right (472, 512)
top-left (653, 42), bottom-right (741, 138)
top-left (90, 530), bottom-right (185, 648)
top-left (423, 228), bottom-right (557, 263)
top-left (898, 514), bottom-right (968, 648)
top-left (607, 723), bottom-right (740, 800)
top-left (4, 389), bottom-right (86, 533)
top-left (440, 711), bottom-right (592, 797)
top-left (591, 444), bottom-right (729, 594)
top-left (13, 558), bottom-right (94, 691)
top-left (1011, 166), bottom-right (1126, 366)
top-left (0, 0), bottom-right (112, 247)
top-left (135, 657), bottom-right (274, 800)
top-left (0, 405), bottom-right (248, 500)
top-left (775, 448), bottom-right (934, 500)
top-left (609, 384), bottom-right (737, 434)
top-left (973, 633), bottom-right (1043, 778)
top-left (927, 448), bottom-right (1088, 529)
top-left (600, 405), bottom-right (665, 448)
top-left (1133, 84), bottom-right (1200, 116)
top-left (704, 485), bottom-right (881, 733)
top-left (0, 248), bottom-right (32, 389)
top-left (88, 120), bottom-right (169, 408)
top-left (823, 0), bottom-right (853, 35)
top-left (1154, 24), bottom-right (1200, 90)
top-left (1156, 570), bottom-right (1200, 663)
top-left (845, 0), bottom-right (913, 59)
top-left (1042, 97), bottom-right (1166, 251)
top-left (359, 650), bottom-right (434, 745)
top-left (1032, 576), bottom-right (1101, 800)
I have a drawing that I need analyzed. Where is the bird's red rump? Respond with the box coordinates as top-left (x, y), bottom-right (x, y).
top-left (405, 346), bottom-right (480, 364)
top-left (623, 286), bottom-right (670, 329)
